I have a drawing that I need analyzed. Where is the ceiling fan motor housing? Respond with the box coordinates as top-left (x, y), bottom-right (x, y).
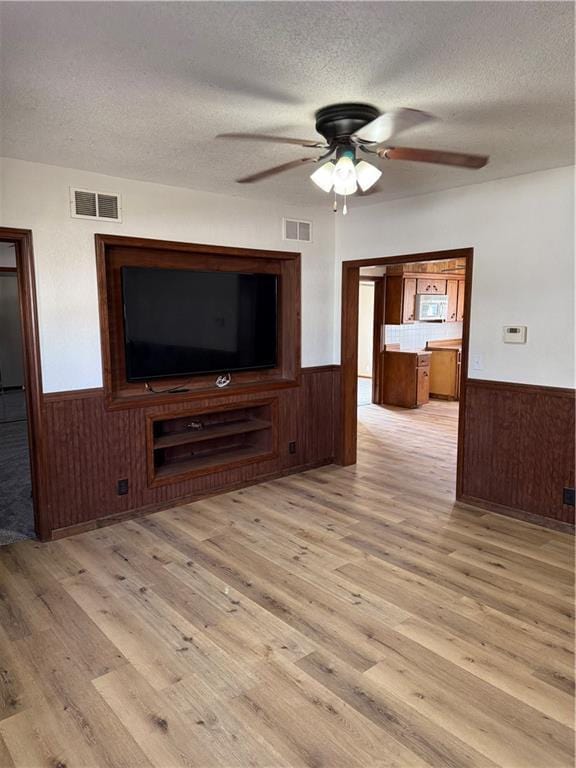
top-left (315, 103), bottom-right (380, 143)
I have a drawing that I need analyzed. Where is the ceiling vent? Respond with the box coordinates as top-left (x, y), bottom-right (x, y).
top-left (283, 218), bottom-right (312, 243)
top-left (70, 188), bottom-right (122, 222)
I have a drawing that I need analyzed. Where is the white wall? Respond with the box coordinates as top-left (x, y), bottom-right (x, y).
top-left (358, 281), bottom-right (374, 377)
top-left (0, 158), bottom-right (336, 392)
top-left (336, 166), bottom-right (575, 389)
top-left (1, 159), bottom-right (573, 392)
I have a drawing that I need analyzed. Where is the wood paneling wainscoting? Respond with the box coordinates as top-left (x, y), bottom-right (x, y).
top-left (459, 379), bottom-right (575, 530)
top-left (40, 366), bottom-right (341, 539)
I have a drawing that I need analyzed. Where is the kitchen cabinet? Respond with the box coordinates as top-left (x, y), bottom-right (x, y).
top-left (382, 350), bottom-right (431, 408)
top-left (385, 273), bottom-right (465, 325)
top-left (446, 279), bottom-right (459, 322)
top-left (417, 278), bottom-right (447, 295)
top-left (384, 276), bottom-right (417, 324)
top-left (457, 281), bottom-right (465, 322)
top-left (427, 344), bottom-right (461, 400)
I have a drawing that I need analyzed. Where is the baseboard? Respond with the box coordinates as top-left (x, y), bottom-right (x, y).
top-left (457, 494), bottom-right (575, 534)
top-left (48, 457), bottom-right (336, 540)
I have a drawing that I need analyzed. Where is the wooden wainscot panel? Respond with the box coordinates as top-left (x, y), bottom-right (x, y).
top-left (459, 379), bottom-right (575, 529)
top-left (40, 366), bottom-right (341, 539)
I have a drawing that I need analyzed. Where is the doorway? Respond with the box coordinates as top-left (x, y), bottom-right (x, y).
top-left (0, 229), bottom-right (44, 543)
top-left (340, 247), bottom-right (473, 500)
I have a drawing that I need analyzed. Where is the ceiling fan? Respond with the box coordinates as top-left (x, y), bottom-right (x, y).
top-left (216, 103), bottom-right (489, 213)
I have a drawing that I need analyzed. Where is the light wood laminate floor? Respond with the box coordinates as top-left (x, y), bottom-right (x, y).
top-left (0, 400), bottom-right (573, 767)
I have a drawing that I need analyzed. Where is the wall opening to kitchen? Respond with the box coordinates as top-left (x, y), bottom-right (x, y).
top-left (340, 247), bottom-right (473, 502)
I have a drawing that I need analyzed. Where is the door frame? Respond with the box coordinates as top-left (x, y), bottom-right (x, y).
top-left (0, 228), bottom-right (46, 539)
top-left (339, 247), bottom-right (473, 500)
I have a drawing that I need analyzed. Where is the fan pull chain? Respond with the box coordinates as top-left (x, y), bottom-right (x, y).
top-left (333, 192), bottom-right (337, 213)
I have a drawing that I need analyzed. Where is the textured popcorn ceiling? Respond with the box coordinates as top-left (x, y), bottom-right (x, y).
top-left (0, 2), bottom-right (573, 205)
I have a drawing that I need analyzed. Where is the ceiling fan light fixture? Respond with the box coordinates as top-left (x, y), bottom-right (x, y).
top-left (355, 160), bottom-right (382, 191)
top-left (333, 153), bottom-right (357, 196)
top-left (310, 161), bottom-right (335, 192)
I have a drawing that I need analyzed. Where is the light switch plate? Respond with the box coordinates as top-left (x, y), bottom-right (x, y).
top-left (503, 325), bottom-right (527, 343)
top-left (471, 354), bottom-right (484, 371)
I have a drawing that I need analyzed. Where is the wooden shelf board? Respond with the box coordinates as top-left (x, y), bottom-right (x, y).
top-left (155, 444), bottom-right (268, 480)
top-left (154, 418), bottom-right (272, 450)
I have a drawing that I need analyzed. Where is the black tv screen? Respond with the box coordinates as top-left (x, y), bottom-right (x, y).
top-left (121, 266), bottom-right (278, 381)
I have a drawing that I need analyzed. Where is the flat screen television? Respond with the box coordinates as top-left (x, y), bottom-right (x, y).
top-left (121, 266), bottom-right (278, 381)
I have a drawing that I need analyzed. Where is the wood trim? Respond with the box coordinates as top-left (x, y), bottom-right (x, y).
top-left (458, 496), bottom-right (574, 534)
top-left (94, 233), bottom-right (300, 260)
top-left (340, 247), bottom-right (473, 469)
top-left (372, 277), bottom-right (385, 404)
top-left (455, 251), bottom-right (473, 498)
top-left (95, 234), bottom-right (301, 409)
top-left (39, 366), bottom-right (341, 403)
top-left (42, 387), bottom-right (105, 402)
top-left (0, 266), bottom-right (17, 273)
top-left (0, 228), bottom-right (47, 540)
top-left (346, 247), bottom-right (473, 270)
top-left (340, 262), bottom-right (360, 464)
top-left (467, 378), bottom-right (574, 398)
top-left (301, 364), bottom-right (340, 374)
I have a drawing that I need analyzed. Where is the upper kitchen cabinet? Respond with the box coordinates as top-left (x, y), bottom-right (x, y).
top-left (384, 260), bottom-right (466, 325)
top-left (384, 276), bottom-right (417, 324)
top-left (446, 279), bottom-right (459, 322)
top-left (457, 280), bottom-right (465, 322)
top-left (416, 278), bottom-right (447, 294)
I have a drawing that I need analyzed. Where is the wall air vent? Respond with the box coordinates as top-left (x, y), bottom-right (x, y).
top-left (70, 188), bottom-right (122, 221)
top-left (283, 218), bottom-right (312, 243)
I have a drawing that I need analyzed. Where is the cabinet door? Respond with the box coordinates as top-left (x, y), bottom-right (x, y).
top-left (402, 278), bottom-right (417, 323)
top-left (429, 350), bottom-right (459, 398)
top-left (446, 280), bottom-right (458, 322)
top-left (384, 276), bottom-right (402, 324)
top-left (417, 278), bottom-right (447, 294)
top-left (416, 366), bottom-right (430, 405)
top-left (457, 280), bottom-right (465, 322)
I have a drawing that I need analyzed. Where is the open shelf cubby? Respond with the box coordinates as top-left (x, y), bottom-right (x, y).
top-left (147, 399), bottom-right (277, 486)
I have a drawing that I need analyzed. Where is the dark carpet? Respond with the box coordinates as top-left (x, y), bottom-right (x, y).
top-left (0, 391), bottom-right (35, 544)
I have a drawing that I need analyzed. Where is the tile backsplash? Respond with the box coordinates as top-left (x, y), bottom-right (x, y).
top-left (385, 322), bottom-right (463, 351)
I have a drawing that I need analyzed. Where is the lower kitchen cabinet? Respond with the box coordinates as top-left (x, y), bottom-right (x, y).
top-left (428, 347), bottom-right (461, 400)
top-left (382, 351), bottom-right (432, 408)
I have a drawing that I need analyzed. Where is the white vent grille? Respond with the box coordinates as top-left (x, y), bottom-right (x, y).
top-left (283, 218), bottom-right (312, 243)
top-left (70, 188), bottom-right (122, 221)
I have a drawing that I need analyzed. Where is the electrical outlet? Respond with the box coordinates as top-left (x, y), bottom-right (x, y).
top-left (563, 487), bottom-right (575, 506)
top-left (117, 478), bottom-right (129, 496)
top-left (288, 441), bottom-right (296, 454)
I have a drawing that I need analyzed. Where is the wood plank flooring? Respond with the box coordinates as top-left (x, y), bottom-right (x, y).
top-left (0, 400), bottom-right (574, 767)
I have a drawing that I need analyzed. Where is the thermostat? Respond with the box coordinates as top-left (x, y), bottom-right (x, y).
top-left (503, 325), bottom-right (527, 344)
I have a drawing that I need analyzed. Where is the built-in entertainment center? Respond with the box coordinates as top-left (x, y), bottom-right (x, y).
top-left (88, 234), bottom-right (331, 514)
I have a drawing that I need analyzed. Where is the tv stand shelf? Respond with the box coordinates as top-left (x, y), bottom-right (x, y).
top-left (147, 400), bottom-right (277, 486)
top-left (153, 417), bottom-right (272, 450)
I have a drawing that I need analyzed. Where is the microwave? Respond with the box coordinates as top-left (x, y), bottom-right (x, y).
top-left (415, 294), bottom-right (448, 321)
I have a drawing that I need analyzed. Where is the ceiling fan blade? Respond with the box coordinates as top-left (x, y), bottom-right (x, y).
top-left (353, 108), bottom-right (435, 144)
top-left (217, 132), bottom-right (325, 148)
top-left (378, 146), bottom-right (489, 169)
top-left (236, 157), bottom-right (318, 184)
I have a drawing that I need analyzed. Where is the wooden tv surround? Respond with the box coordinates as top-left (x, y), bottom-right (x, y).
top-left (96, 234), bottom-right (301, 409)
top-left (33, 233), bottom-right (341, 541)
